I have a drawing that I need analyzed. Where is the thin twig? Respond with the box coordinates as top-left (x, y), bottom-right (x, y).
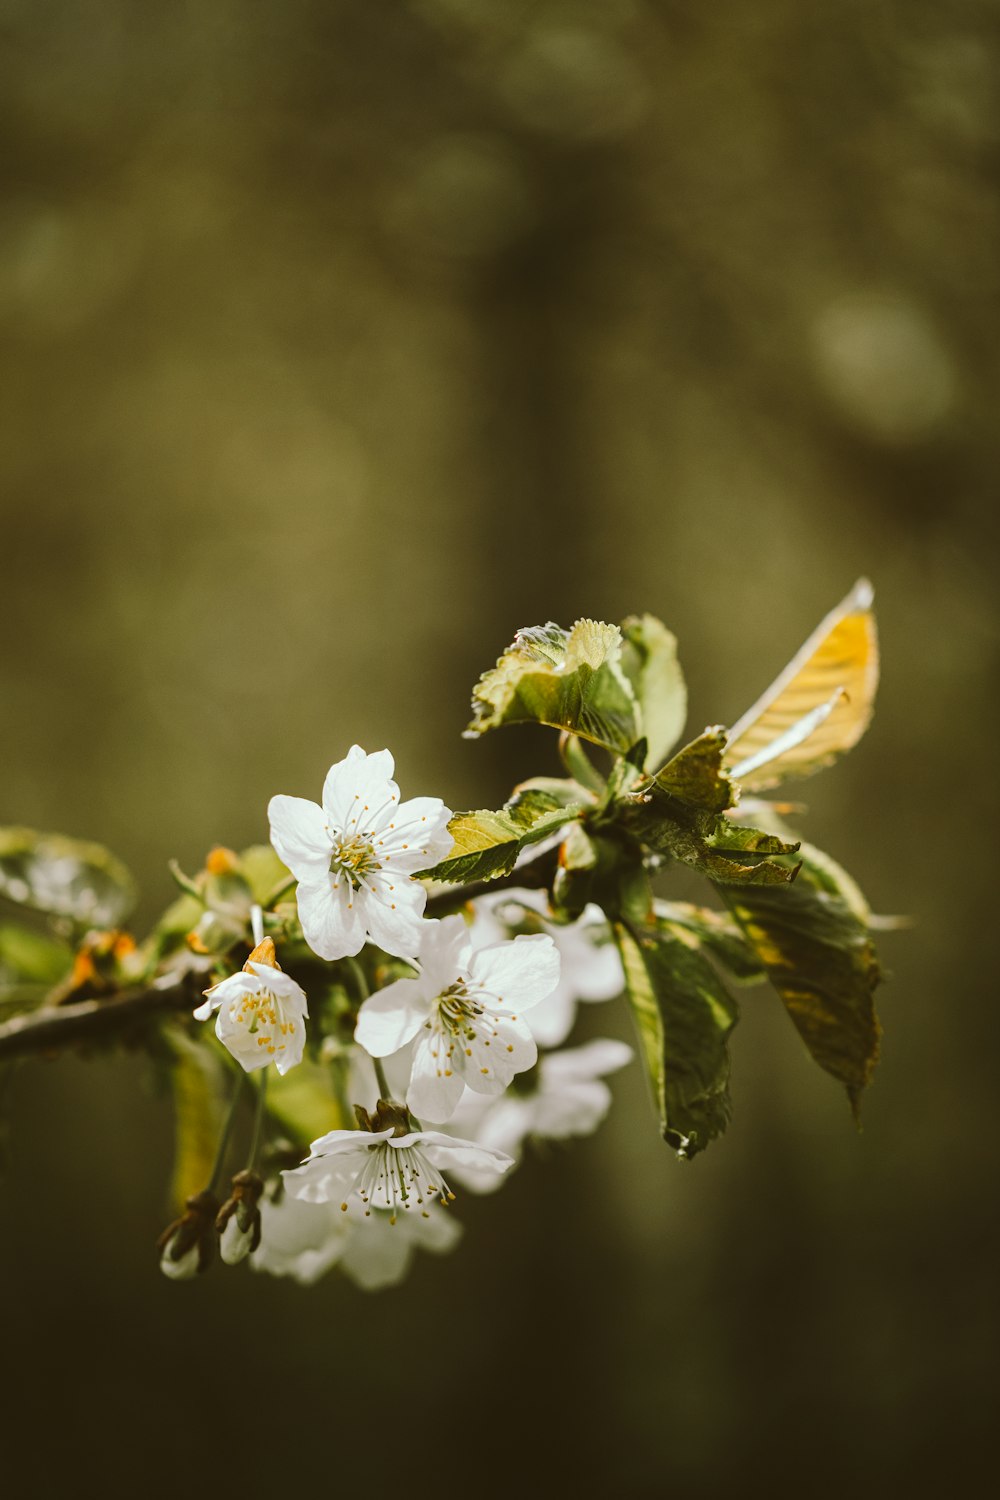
top-left (0, 852), bottom-right (558, 1064)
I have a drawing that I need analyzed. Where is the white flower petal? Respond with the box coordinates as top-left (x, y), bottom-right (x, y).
top-left (371, 795), bottom-right (453, 870)
top-left (251, 1195), bottom-right (349, 1284)
top-left (297, 878), bottom-right (367, 960)
top-left (524, 985), bottom-right (577, 1047)
top-left (531, 1077), bottom-right (613, 1139)
top-left (361, 875), bottom-right (427, 960)
top-left (412, 915), bottom-right (471, 991)
top-left (541, 1037), bottom-right (633, 1084)
top-left (267, 795), bottom-right (330, 879)
top-left (468, 932), bottom-right (561, 1012)
top-left (406, 1035), bottom-right (466, 1122)
top-left (355, 978), bottom-right (430, 1058)
top-left (322, 746), bottom-right (398, 827)
top-left (412, 1131), bottom-right (516, 1179)
top-left (462, 1014), bottom-right (537, 1096)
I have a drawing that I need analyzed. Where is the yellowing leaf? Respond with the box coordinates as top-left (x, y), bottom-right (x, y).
top-left (726, 579), bottom-right (879, 790)
top-left (421, 798), bottom-right (584, 885)
top-left (717, 849), bottom-right (882, 1118)
top-left (167, 1031), bottom-right (226, 1208)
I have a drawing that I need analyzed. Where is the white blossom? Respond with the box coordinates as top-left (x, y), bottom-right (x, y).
top-left (159, 1240), bottom-right (201, 1281)
top-left (251, 1194), bottom-right (351, 1285)
top-left (219, 1217), bottom-right (255, 1266)
top-left (251, 1187), bottom-right (461, 1290)
top-left (445, 1037), bottom-right (634, 1193)
top-left (338, 1204), bottom-right (462, 1291)
top-left (268, 745), bottom-right (452, 962)
top-left (471, 889), bottom-right (623, 1047)
top-left (282, 1122), bottom-right (514, 1220)
top-left (194, 940), bottom-right (308, 1075)
top-left (354, 915), bottom-right (560, 1123)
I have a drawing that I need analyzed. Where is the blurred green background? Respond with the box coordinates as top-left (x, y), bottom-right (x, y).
top-left (1, 2), bottom-right (997, 1495)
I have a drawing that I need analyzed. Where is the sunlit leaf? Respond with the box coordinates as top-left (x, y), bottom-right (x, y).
top-left (267, 1060), bottom-right (350, 1149)
top-left (615, 920), bottom-right (739, 1158)
top-left (619, 613), bottom-right (688, 770)
top-left (726, 579), bottom-right (879, 790)
top-left (238, 844), bottom-right (290, 904)
top-left (651, 727), bottom-right (735, 813)
top-left (0, 827), bottom-right (136, 928)
top-left (623, 751), bottom-right (800, 885)
top-left (465, 618), bottom-right (640, 752)
top-left (717, 848), bottom-right (882, 1117)
top-left (421, 798), bottom-right (583, 885)
top-left (167, 1031), bottom-right (227, 1208)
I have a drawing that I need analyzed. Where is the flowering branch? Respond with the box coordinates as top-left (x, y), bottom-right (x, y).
top-left (0, 586), bottom-right (891, 1290)
top-left (0, 859), bottom-right (559, 1065)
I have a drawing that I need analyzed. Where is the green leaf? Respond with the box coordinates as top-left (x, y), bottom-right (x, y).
top-left (465, 618), bottom-right (640, 753)
top-left (421, 798), bottom-right (583, 885)
top-left (614, 920), bottom-right (739, 1158)
top-left (623, 773), bottom-right (800, 885)
top-left (238, 844), bottom-right (290, 904)
top-left (716, 848), bottom-right (882, 1117)
top-left (649, 727), bottom-right (736, 813)
top-left (0, 827), bottom-right (136, 928)
top-left (655, 901), bottom-right (766, 984)
top-left (619, 614), bottom-right (688, 770)
top-left (267, 1060), bottom-right (350, 1148)
top-left (166, 1031), bottom-right (227, 1207)
top-left (0, 922), bottom-right (74, 1018)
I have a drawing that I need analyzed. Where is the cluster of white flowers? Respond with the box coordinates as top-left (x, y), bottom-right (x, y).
top-left (191, 745), bottom-right (630, 1290)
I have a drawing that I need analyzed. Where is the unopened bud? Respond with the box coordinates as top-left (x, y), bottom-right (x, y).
top-left (215, 1170), bottom-right (264, 1264)
top-left (206, 846), bottom-right (240, 876)
top-left (156, 1189), bottom-right (220, 1281)
top-left (244, 937), bottom-right (279, 971)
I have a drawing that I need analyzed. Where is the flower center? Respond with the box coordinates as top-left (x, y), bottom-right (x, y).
top-left (231, 987), bottom-right (296, 1056)
top-left (435, 980), bottom-right (485, 1038)
top-left (330, 833), bottom-right (382, 890)
top-left (347, 1143), bottom-right (456, 1225)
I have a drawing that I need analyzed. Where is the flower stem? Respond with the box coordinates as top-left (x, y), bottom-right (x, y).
top-left (208, 1069), bottom-right (246, 1196)
top-left (372, 1056), bottom-right (392, 1102)
top-left (247, 1068), bottom-right (268, 1173)
top-left (342, 955), bottom-right (392, 1102)
top-left (342, 954), bottom-right (369, 1002)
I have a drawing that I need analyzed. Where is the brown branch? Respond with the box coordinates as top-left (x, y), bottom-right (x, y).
top-left (0, 853), bottom-right (559, 1065)
top-left (0, 978), bottom-right (194, 1062)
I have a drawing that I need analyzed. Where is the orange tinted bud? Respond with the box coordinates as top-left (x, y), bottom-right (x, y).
top-left (244, 937), bottom-right (280, 971)
top-left (206, 845), bottom-right (240, 876)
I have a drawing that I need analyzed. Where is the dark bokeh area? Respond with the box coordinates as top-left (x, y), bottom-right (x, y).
top-left (1, 2), bottom-right (998, 1495)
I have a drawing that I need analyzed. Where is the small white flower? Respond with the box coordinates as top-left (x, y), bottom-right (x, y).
top-left (219, 1217), bottom-right (255, 1265)
top-left (251, 1187), bottom-right (461, 1290)
top-left (338, 1202), bottom-right (462, 1291)
top-left (471, 890), bottom-right (623, 1047)
top-left (159, 1240), bottom-right (201, 1281)
top-left (354, 915), bottom-right (561, 1123)
top-left (268, 745), bottom-right (453, 962)
top-left (282, 1119), bottom-right (514, 1219)
top-left (251, 1194), bottom-right (352, 1285)
top-left (194, 939), bottom-right (308, 1075)
top-left (446, 1037), bottom-right (634, 1193)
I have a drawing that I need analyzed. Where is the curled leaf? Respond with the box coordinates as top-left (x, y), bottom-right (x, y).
top-left (466, 618), bottom-right (640, 753)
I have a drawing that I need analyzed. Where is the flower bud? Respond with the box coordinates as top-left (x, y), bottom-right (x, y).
top-left (215, 1170), bottom-right (264, 1265)
top-left (156, 1189), bottom-right (220, 1281)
